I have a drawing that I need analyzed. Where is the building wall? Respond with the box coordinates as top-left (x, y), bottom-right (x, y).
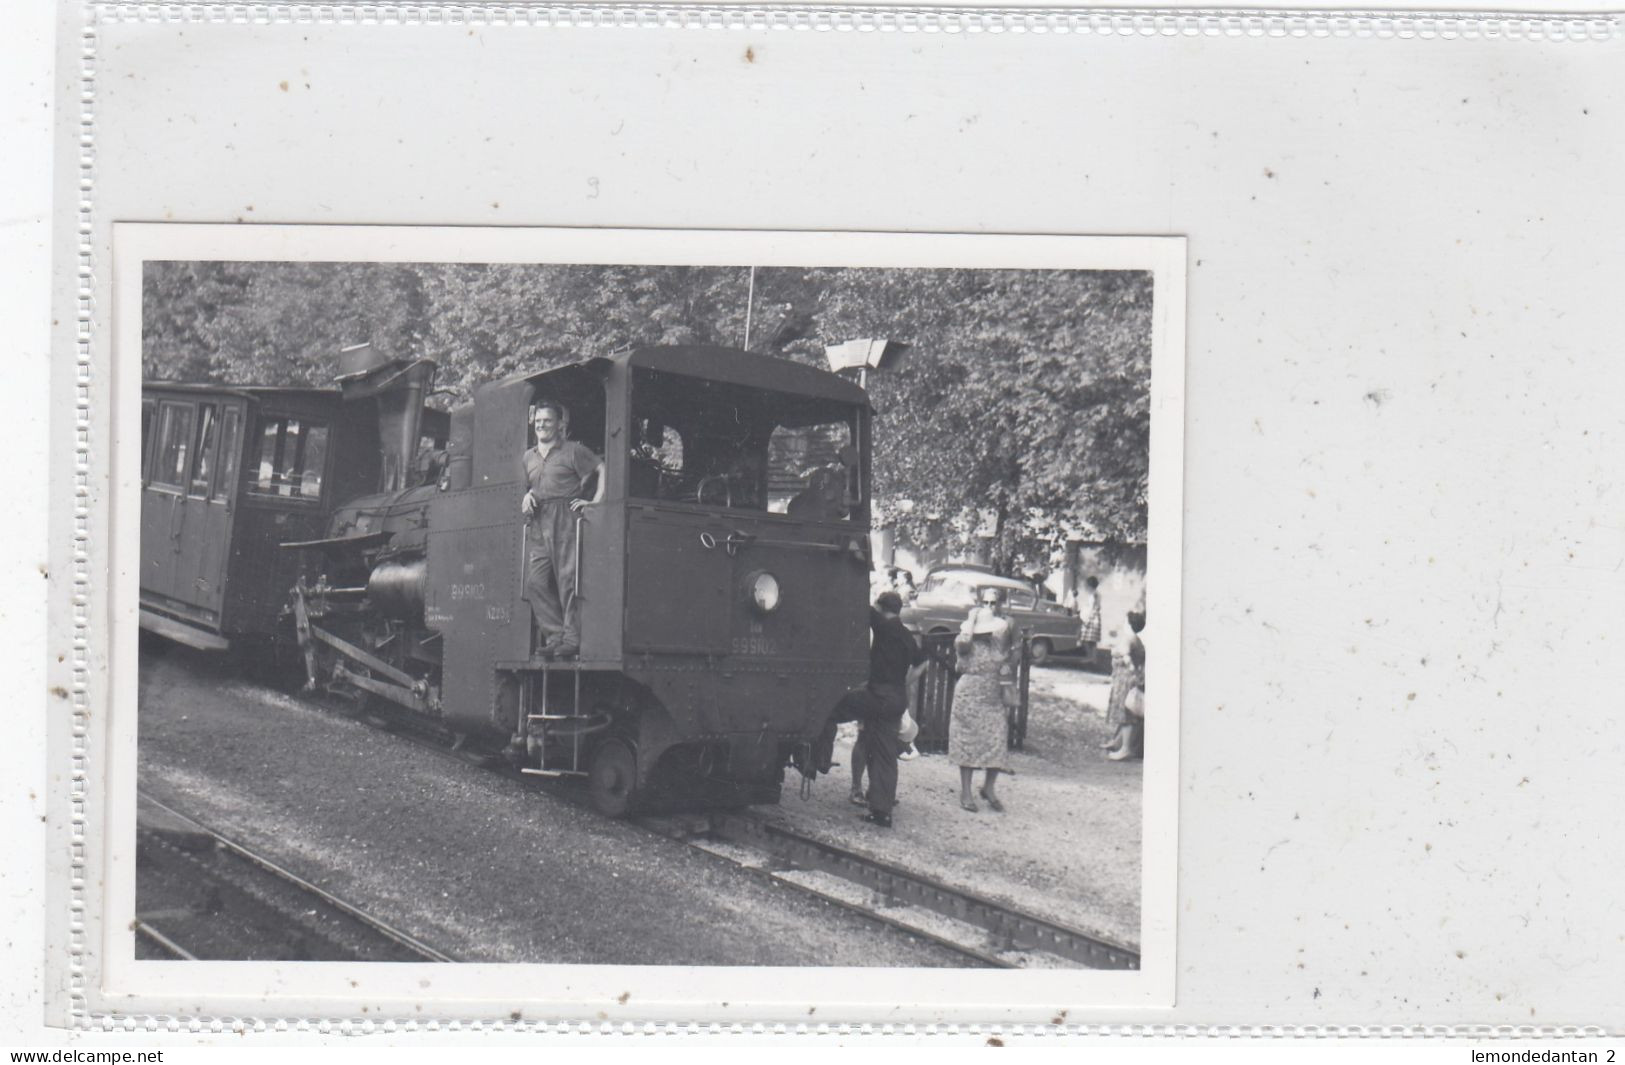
top-left (1066, 542), bottom-right (1147, 651)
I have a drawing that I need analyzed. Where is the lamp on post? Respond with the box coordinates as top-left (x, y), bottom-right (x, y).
top-left (823, 338), bottom-right (910, 389)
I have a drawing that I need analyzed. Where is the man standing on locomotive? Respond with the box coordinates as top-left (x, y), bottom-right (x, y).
top-left (812, 590), bottom-right (929, 828)
top-left (520, 401), bottom-right (604, 658)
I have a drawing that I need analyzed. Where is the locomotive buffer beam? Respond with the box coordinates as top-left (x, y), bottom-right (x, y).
top-left (308, 623), bottom-right (438, 716)
top-left (328, 660), bottom-right (434, 716)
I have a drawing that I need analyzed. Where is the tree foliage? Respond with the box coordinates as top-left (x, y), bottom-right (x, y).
top-left (754, 266), bottom-right (1153, 567)
top-left (143, 260), bottom-right (1152, 563)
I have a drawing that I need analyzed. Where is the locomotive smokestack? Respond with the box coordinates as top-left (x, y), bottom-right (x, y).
top-left (336, 342), bottom-right (438, 494)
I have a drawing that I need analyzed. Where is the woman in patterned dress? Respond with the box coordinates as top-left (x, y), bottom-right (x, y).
top-left (949, 587), bottom-right (1017, 812)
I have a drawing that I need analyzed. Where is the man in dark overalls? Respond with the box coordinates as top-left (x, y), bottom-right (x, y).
top-left (519, 401), bottom-right (603, 658)
top-left (812, 591), bottom-right (929, 828)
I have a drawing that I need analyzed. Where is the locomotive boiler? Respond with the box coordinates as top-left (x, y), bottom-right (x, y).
top-left (162, 344), bottom-right (876, 815)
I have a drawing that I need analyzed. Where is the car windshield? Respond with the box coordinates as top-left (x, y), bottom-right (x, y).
top-left (916, 576), bottom-right (976, 607)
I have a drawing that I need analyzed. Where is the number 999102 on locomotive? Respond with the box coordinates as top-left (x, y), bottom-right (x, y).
top-left (139, 345), bottom-right (874, 816)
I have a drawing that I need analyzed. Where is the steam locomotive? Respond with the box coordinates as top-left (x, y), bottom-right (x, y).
top-left (139, 344), bottom-right (873, 814)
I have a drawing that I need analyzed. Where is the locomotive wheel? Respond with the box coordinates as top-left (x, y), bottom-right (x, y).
top-left (586, 738), bottom-right (639, 818)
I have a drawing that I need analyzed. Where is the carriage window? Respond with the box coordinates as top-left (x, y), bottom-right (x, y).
top-left (188, 404), bottom-right (219, 497)
top-left (249, 415), bottom-right (329, 502)
top-left (629, 367), bottom-right (861, 521)
top-left (212, 407), bottom-right (241, 501)
top-left (299, 425), bottom-right (329, 499)
top-left (141, 401), bottom-right (155, 479)
top-left (151, 401), bottom-right (195, 489)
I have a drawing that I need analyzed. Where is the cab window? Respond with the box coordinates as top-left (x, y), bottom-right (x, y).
top-left (629, 367), bottom-right (861, 521)
top-left (766, 421), bottom-right (854, 518)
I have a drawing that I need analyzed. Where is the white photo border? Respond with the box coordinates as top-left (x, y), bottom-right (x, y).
top-left (84, 223), bottom-right (1185, 1024)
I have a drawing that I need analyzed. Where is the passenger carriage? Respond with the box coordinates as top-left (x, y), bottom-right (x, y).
top-left (138, 374), bottom-right (449, 655)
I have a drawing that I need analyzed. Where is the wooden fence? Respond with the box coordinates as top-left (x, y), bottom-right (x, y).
top-left (911, 631), bottom-right (1032, 753)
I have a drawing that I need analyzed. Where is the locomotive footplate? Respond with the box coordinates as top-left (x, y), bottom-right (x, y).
top-left (494, 658), bottom-right (618, 672)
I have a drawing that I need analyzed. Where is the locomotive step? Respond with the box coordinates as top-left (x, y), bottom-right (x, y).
top-left (525, 713), bottom-right (603, 722)
top-left (518, 767), bottom-right (589, 778)
top-left (495, 658), bottom-right (615, 672)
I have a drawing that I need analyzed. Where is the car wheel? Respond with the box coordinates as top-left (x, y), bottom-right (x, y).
top-left (1028, 638), bottom-right (1052, 665)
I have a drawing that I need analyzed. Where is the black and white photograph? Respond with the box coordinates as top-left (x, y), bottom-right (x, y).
top-left (113, 226), bottom-right (1182, 1011)
top-left (24, 0), bottom-right (1625, 1043)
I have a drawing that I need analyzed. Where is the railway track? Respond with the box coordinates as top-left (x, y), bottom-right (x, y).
top-left (643, 811), bottom-right (1139, 970)
top-left (323, 695), bottom-right (1137, 970)
top-left (171, 677), bottom-right (1134, 970)
top-left (136, 792), bottom-right (455, 963)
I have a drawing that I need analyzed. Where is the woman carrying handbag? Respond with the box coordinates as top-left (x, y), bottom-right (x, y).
top-left (949, 587), bottom-right (1017, 812)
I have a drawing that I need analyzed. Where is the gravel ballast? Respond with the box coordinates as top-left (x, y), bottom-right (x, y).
top-left (137, 647), bottom-right (978, 967)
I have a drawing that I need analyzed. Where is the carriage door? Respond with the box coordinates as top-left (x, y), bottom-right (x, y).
top-left (141, 399), bottom-right (195, 606)
top-left (173, 402), bottom-right (242, 623)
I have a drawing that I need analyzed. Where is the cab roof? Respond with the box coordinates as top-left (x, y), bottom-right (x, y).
top-left (492, 345), bottom-right (871, 407)
top-left (623, 346), bottom-right (870, 406)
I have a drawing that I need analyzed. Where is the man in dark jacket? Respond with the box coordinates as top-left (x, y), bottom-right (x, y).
top-left (814, 591), bottom-right (928, 827)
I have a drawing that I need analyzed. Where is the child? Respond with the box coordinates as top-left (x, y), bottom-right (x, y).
top-left (1104, 602), bottom-right (1146, 760)
top-left (1077, 576), bottom-right (1103, 649)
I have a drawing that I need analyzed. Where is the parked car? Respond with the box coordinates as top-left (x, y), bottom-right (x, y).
top-left (900, 566), bottom-right (1083, 664)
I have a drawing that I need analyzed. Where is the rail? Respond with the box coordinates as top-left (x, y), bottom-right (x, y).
top-left (695, 811), bottom-right (1138, 970)
top-left (635, 813), bottom-right (1014, 969)
top-left (138, 792), bottom-right (456, 963)
top-left (133, 920), bottom-right (198, 960)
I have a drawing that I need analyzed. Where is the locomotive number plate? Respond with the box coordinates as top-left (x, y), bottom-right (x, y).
top-left (731, 635), bottom-right (779, 656)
